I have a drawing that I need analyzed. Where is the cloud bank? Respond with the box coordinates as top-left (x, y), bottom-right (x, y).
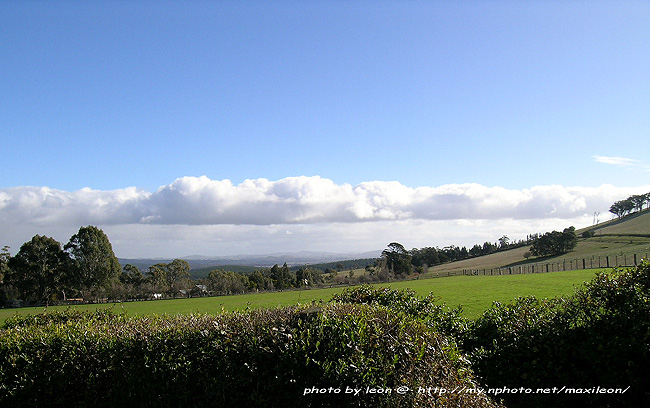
top-left (1, 176), bottom-right (646, 227)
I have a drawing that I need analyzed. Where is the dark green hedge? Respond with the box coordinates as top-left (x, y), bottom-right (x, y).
top-left (463, 261), bottom-right (650, 408)
top-left (0, 304), bottom-right (500, 408)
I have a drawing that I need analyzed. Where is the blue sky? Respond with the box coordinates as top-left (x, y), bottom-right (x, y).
top-left (1, 1), bottom-right (649, 258)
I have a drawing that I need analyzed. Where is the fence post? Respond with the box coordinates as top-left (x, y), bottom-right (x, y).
top-left (606, 256), bottom-right (609, 268)
top-left (582, 259), bottom-right (586, 269)
top-left (634, 254), bottom-right (637, 266)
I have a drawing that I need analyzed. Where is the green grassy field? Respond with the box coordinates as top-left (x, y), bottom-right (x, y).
top-left (0, 268), bottom-right (605, 323)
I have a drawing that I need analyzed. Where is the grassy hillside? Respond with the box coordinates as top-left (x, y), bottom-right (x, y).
top-left (425, 210), bottom-right (650, 276)
top-left (589, 207), bottom-right (650, 236)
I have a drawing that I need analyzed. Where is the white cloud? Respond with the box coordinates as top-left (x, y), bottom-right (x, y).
top-left (0, 186), bottom-right (149, 226)
top-left (1, 177), bottom-right (647, 227)
top-left (593, 155), bottom-right (639, 166)
top-left (1, 176), bottom-right (648, 257)
top-left (593, 155), bottom-right (650, 171)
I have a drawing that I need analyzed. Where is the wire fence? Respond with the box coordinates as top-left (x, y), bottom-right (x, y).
top-left (428, 252), bottom-right (650, 277)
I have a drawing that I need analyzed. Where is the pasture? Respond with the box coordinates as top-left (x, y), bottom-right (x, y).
top-left (0, 268), bottom-right (605, 323)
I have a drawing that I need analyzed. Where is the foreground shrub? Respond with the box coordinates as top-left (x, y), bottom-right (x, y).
top-left (464, 261), bottom-right (650, 408)
top-left (331, 285), bottom-right (467, 338)
top-left (0, 304), bottom-right (501, 408)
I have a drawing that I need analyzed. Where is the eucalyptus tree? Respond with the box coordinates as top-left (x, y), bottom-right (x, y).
top-left (6, 235), bottom-right (67, 303)
top-left (64, 226), bottom-right (121, 293)
top-left (630, 194), bottom-right (647, 213)
top-left (381, 242), bottom-right (412, 278)
top-left (166, 258), bottom-right (191, 295)
top-left (0, 245), bottom-right (10, 285)
top-left (121, 264), bottom-right (145, 286)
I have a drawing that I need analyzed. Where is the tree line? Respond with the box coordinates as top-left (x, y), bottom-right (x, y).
top-left (383, 227), bottom-right (578, 278)
top-left (0, 221), bottom-right (582, 307)
top-left (0, 226), bottom-right (355, 306)
top-left (609, 192), bottom-right (650, 219)
top-left (408, 233), bottom-right (543, 271)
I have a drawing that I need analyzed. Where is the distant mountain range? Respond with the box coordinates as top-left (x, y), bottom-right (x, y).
top-left (119, 250), bottom-right (381, 271)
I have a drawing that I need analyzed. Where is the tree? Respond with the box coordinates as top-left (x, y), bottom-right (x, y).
top-left (118, 264), bottom-right (146, 300)
top-left (144, 260), bottom-right (191, 296)
top-left (147, 263), bottom-right (168, 287)
top-left (530, 227), bottom-right (577, 257)
top-left (0, 245), bottom-right (10, 285)
top-left (166, 259), bottom-right (191, 295)
top-left (6, 235), bottom-right (66, 303)
top-left (120, 264), bottom-right (145, 287)
top-left (630, 194), bottom-right (646, 213)
top-left (249, 269), bottom-right (272, 291)
top-left (295, 266), bottom-right (314, 287)
top-left (609, 199), bottom-right (634, 219)
top-left (207, 269), bottom-right (249, 294)
top-left (558, 226), bottom-right (577, 253)
top-left (270, 263), bottom-right (294, 289)
top-left (469, 244), bottom-right (483, 258)
top-left (0, 246), bottom-right (10, 305)
top-left (482, 241), bottom-right (497, 255)
top-left (365, 264), bottom-right (376, 275)
top-left (410, 247), bottom-right (440, 267)
top-left (64, 226), bottom-right (121, 293)
top-left (381, 242), bottom-right (412, 278)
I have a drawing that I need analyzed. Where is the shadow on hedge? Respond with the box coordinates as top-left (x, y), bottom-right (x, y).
top-left (0, 303), bottom-right (500, 408)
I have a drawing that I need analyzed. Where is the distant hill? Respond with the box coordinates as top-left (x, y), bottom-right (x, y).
top-left (187, 258), bottom-right (379, 280)
top-left (188, 265), bottom-right (259, 279)
top-left (119, 250), bottom-right (381, 276)
top-left (290, 258), bottom-right (378, 272)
